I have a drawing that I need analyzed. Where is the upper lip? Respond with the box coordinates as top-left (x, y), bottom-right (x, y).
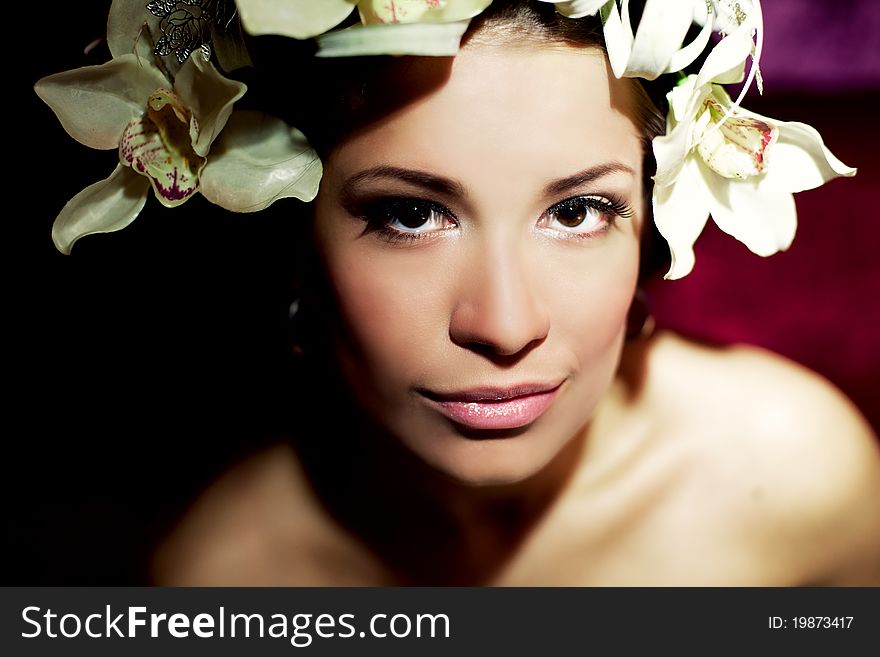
top-left (418, 381), bottom-right (564, 403)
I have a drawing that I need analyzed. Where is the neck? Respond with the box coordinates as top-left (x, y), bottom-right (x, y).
top-left (290, 365), bottom-right (597, 584)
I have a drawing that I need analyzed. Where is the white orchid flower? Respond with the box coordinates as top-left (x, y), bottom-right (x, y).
top-left (36, 51), bottom-right (245, 253)
top-left (199, 111), bottom-right (323, 213)
top-left (108, 0), bottom-right (252, 74)
top-left (539, 1), bottom-right (608, 19)
top-left (535, 0), bottom-right (760, 87)
top-left (651, 33), bottom-right (856, 279)
top-left (235, 0), bottom-right (492, 56)
top-left (35, 47), bottom-right (321, 254)
top-left (599, 0), bottom-right (711, 80)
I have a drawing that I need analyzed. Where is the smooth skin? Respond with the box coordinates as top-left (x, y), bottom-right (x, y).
top-left (152, 42), bottom-right (880, 586)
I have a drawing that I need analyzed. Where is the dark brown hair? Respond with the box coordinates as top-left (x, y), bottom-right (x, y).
top-left (241, 0), bottom-right (671, 278)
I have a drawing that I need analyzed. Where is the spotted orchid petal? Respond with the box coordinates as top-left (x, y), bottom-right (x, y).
top-left (173, 52), bottom-right (247, 157)
top-left (119, 88), bottom-right (206, 207)
top-left (653, 54), bottom-right (759, 189)
top-left (690, 85), bottom-right (855, 189)
top-left (317, 20), bottom-right (470, 56)
top-left (52, 165), bottom-right (151, 255)
top-left (743, 120), bottom-right (857, 195)
top-left (34, 54), bottom-right (167, 150)
top-left (536, 1), bottom-right (609, 20)
top-left (652, 157), bottom-right (714, 280)
top-left (695, 94), bottom-right (778, 180)
top-left (358, 0), bottom-right (492, 24)
top-left (235, 0), bottom-right (358, 39)
top-left (200, 111), bottom-right (323, 212)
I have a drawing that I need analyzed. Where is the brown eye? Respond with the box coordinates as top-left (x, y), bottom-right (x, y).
top-left (360, 197), bottom-right (456, 242)
top-left (552, 200), bottom-right (590, 227)
top-left (542, 197), bottom-right (611, 236)
top-left (388, 200), bottom-right (437, 229)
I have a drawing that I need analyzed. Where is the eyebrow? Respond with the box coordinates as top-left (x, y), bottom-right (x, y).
top-left (340, 161), bottom-right (635, 200)
top-left (542, 162), bottom-right (636, 196)
top-left (341, 165), bottom-right (466, 200)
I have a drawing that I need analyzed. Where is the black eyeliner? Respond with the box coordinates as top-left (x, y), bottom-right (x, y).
top-left (347, 196), bottom-right (457, 242)
top-left (548, 193), bottom-right (634, 220)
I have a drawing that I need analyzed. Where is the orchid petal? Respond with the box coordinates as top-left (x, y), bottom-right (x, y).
top-left (316, 20), bottom-right (470, 57)
top-left (52, 165), bottom-right (150, 255)
top-left (709, 0), bottom-right (760, 36)
top-left (666, 75), bottom-right (700, 124)
top-left (695, 27), bottom-right (754, 88)
top-left (600, 0), bottom-right (634, 79)
top-left (652, 158), bottom-right (713, 280)
top-left (694, 85), bottom-right (856, 191)
top-left (546, 0), bottom-right (609, 19)
top-left (703, 160), bottom-right (797, 257)
top-left (236, 0), bottom-right (357, 39)
top-left (359, 0), bottom-right (492, 24)
top-left (112, 0), bottom-right (251, 74)
top-left (665, 4), bottom-right (713, 74)
top-left (696, 93), bottom-right (778, 179)
top-left (107, 0), bottom-right (160, 60)
top-left (757, 121), bottom-right (857, 194)
top-left (200, 111), bottom-right (322, 212)
top-left (173, 52), bottom-right (247, 157)
top-left (119, 90), bottom-right (205, 208)
top-left (34, 54), bottom-right (167, 150)
top-left (212, 17), bottom-right (254, 73)
top-left (624, 0), bottom-right (697, 80)
top-left (652, 120), bottom-right (692, 188)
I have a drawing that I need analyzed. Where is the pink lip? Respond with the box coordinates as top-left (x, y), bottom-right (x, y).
top-left (420, 382), bottom-right (563, 431)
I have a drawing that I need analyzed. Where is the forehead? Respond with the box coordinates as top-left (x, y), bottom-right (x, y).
top-left (327, 43), bottom-right (643, 183)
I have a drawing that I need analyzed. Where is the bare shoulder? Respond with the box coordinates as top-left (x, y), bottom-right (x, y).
top-left (151, 443), bottom-right (391, 585)
top-left (150, 444), bottom-right (308, 585)
top-left (627, 331), bottom-right (880, 584)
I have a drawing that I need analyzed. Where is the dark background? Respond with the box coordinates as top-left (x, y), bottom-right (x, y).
top-left (9, 1), bottom-right (880, 583)
top-left (14, 1), bottom-right (303, 582)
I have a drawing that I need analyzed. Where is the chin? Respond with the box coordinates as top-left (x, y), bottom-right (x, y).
top-left (406, 423), bottom-right (573, 487)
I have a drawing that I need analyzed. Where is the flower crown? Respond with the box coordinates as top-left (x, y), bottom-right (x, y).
top-left (35, 0), bottom-right (855, 279)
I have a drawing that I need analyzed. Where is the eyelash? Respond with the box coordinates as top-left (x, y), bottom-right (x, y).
top-left (357, 197), bottom-right (456, 244)
top-left (540, 195), bottom-right (634, 240)
top-left (354, 194), bottom-right (633, 244)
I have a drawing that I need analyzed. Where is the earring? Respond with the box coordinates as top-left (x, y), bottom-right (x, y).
top-left (626, 288), bottom-right (656, 340)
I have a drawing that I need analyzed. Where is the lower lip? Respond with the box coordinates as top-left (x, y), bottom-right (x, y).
top-left (426, 388), bottom-right (561, 431)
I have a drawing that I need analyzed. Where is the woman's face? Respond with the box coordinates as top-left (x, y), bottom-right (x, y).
top-left (312, 42), bottom-right (645, 485)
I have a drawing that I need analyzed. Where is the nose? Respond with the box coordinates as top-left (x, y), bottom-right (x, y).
top-left (449, 238), bottom-right (550, 359)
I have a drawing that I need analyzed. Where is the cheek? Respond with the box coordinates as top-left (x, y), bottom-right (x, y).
top-left (558, 269), bottom-right (635, 344)
top-left (540, 241), bottom-right (639, 370)
top-left (319, 240), bottom-right (454, 392)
